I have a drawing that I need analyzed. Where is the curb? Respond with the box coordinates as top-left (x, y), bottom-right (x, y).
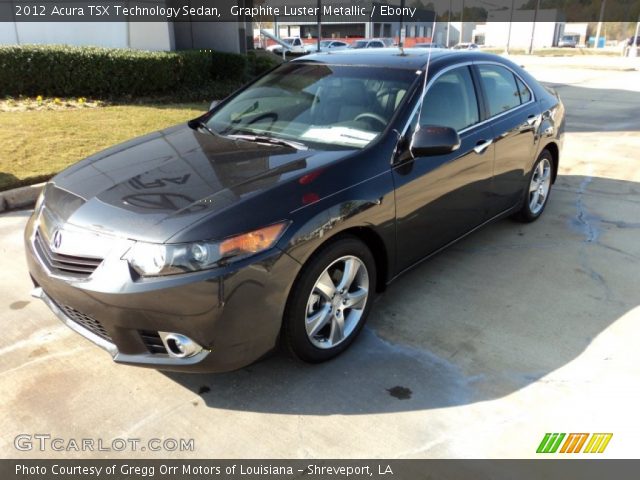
top-left (530, 64), bottom-right (638, 72)
top-left (0, 182), bottom-right (45, 213)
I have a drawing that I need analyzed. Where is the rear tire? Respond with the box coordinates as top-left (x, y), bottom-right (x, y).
top-left (514, 149), bottom-right (554, 222)
top-left (283, 236), bottom-right (377, 363)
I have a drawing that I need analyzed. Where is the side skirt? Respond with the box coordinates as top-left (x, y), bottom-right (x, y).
top-left (387, 204), bottom-right (520, 284)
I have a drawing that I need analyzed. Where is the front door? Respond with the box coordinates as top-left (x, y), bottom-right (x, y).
top-left (393, 65), bottom-right (495, 272)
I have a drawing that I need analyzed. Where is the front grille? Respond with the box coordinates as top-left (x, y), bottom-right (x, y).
top-left (139, 330), bottom-right (168, 355)
top-left (33, 229), bottom-right (102, 278)
top-left (57, 302), bottom-right (112, 342)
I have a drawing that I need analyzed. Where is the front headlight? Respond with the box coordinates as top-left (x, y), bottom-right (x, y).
top-left (123, 222), bottom-right (289, 277)
top-left (34, 187), bottom-right (46, 214)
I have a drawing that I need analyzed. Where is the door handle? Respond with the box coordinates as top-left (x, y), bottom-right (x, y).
top-left (473, 139), bottom-right (492, 154)
top-left (525, 114), bottom-right (540, 127)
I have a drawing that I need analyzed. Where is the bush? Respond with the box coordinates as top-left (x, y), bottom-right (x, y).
top-left (211, 51), bottom-right (248, 82)
top-left (0, 45), bottom-right (252, 99)
top-left (247, 51), bottom-right (282, 78)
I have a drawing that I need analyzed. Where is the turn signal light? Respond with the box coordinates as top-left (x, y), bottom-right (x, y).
top-left (219, 222), bottom-right (288, 257)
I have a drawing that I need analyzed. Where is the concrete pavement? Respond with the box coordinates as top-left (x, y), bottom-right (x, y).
top-left (1, 65), bottom-right (639, 459)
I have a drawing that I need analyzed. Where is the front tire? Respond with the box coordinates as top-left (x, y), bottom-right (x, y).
top-left (514, 149), bottom-right (554, 222)
top-left (283, 236), bottom-right (377, 363)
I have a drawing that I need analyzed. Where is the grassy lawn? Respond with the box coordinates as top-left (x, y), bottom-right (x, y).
top-left (0, 102), bottom-right (207, 191)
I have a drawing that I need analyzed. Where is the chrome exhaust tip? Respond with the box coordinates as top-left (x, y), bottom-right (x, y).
top-left (159, 332), bottom-right (203, 358)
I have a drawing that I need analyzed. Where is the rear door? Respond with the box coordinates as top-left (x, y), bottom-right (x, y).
top-left (474, 63), bottom-right (539, 216)
top-left (393, 65), bottom-right (495, 271)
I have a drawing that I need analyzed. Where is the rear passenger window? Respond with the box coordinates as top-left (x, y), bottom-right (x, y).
top-left (515, 76), bottom-right (532, 103)
top-left (478, 65), bottom-right (521, 116)
top-left (420, 66), bottom-right (479, 132)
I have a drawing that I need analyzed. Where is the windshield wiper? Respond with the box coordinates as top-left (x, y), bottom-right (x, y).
top-left (188, 119), bottom-right (223, 138)
top-left (227, 134), bottom-right (308, 151)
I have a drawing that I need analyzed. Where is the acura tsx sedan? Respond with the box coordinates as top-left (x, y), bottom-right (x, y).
top-left (25, 49), bottom-right (564, 372)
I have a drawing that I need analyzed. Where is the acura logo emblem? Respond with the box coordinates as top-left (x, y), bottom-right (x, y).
top-left (51, 229), bottom-right (63, 250)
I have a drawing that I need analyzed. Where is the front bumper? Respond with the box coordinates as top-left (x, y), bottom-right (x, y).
top-left (30, 286), bottom-right (211, 368)
top-left (24, 212), bottom-right (301, 373)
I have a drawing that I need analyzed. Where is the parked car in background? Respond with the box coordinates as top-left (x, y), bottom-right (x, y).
top-left (26, 49), bottom-right (564, 373)
top-left (558, 35), bottom-right (578, 48)
top-left (414, 42), bottom-right (446, 49)
top-left (452, 42), bottom-right (479, 50)
top-left (266, 37), bottom-right (309, 54)
top-left (349, 38), bottom-right (394, 49)
top-left (307, 40), bottom-right (350, 53)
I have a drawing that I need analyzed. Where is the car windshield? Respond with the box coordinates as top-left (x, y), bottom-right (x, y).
top-left (320, 41), bottom-right (332, 47)
top-left (351, 41), bottom-right (368, 49)
top-left (205, 63), bottom-right (418, 150)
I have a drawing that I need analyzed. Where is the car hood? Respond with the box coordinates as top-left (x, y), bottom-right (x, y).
top-left (46, 124), bottom-right (353, 242)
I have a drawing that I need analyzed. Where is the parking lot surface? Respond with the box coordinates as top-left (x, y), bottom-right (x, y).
top-left (1, 62), bottom-right (639, 458)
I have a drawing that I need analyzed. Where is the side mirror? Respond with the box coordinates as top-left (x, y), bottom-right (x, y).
top-left (410, 125), bottom-right (461, 157)
top-left (209, 100), bottom-right (220, 111)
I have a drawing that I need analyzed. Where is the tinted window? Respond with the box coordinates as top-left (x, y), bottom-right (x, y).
top-left (369, 41), bottom-right (384, 48)
top-left (208, 64), bottom-right (417, 150)
top-left (515, 76), bottom-right (532, 103)
top-left (478, 64), bottom-right (521, 116)
top-left (420, 66), bottom-right (479, 132)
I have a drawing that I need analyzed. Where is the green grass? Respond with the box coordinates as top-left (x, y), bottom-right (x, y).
top-left (0, 102), bottom-right (207, 191)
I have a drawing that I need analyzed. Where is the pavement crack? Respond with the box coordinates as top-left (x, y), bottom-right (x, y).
top-left (571, 168), bottom-right (617, 303)
top-left (575, 174), bottom-right (599, 243)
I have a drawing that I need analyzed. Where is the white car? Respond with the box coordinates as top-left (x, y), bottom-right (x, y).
top-left (266, 37), bottom-right (309, 54)
top-left (452, 42), bottom-right (479, 50)
top-left (312, 40), bottom-right (349, 52)
top-left (349, 38), bottom-right (395, 49)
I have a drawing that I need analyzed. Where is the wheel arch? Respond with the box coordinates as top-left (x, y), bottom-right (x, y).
top-left (285, 224), bottom-right (391, 295)
top-left (336, 226), bottom-right (389, 293)
top-left (543, 141), bottom-right (560, 183)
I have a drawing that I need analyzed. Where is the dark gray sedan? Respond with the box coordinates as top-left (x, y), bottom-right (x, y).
top-left (25, 49), bottom-right (564, 372)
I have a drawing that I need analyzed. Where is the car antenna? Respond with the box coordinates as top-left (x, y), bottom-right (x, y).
top-left (416, 16), bottom-right (438, 125)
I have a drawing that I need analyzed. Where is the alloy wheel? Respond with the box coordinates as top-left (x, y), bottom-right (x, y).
top-left (529, 158), bottom-right (552, 215)
top-left (305, 255), bottom-right (370, 349)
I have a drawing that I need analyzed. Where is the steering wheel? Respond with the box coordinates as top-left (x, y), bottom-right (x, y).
top-left (248, 112), bottom-right (278, 127)
top-left (354, 112), bottom-right (387, 129)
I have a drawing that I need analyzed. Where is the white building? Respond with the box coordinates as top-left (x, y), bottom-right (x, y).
top-left (0, 0), bottom-right (252, 53)
top-left (432, 22), bottom-right (478, 47)
top-left (484, 10), bottom-right (564, 49)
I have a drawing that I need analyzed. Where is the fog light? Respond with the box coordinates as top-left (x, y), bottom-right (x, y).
top-left (159, 332), bottom-right (203, 358)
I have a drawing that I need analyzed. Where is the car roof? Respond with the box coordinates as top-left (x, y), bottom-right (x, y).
top-left (294, 48), bottom-right (499, 70)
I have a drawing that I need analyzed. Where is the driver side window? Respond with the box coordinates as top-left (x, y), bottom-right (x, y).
top-left (419, 66), bottom-right (480, 132)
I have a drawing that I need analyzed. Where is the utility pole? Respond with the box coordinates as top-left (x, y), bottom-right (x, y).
top-left (505, 0), bottom-right (515, 55)
top-left (460, 0), bottom-right (465, 44)
top-left (594, 0), bottom-right (607, 49)
top-left (317, 0), bottom-right (322, 52)
top-left (528, 0), bottom-right (541, 55)
top-left (446, 0), bottom-right (452, 47)
top-left (399, 0), bottom-right (406, 47)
